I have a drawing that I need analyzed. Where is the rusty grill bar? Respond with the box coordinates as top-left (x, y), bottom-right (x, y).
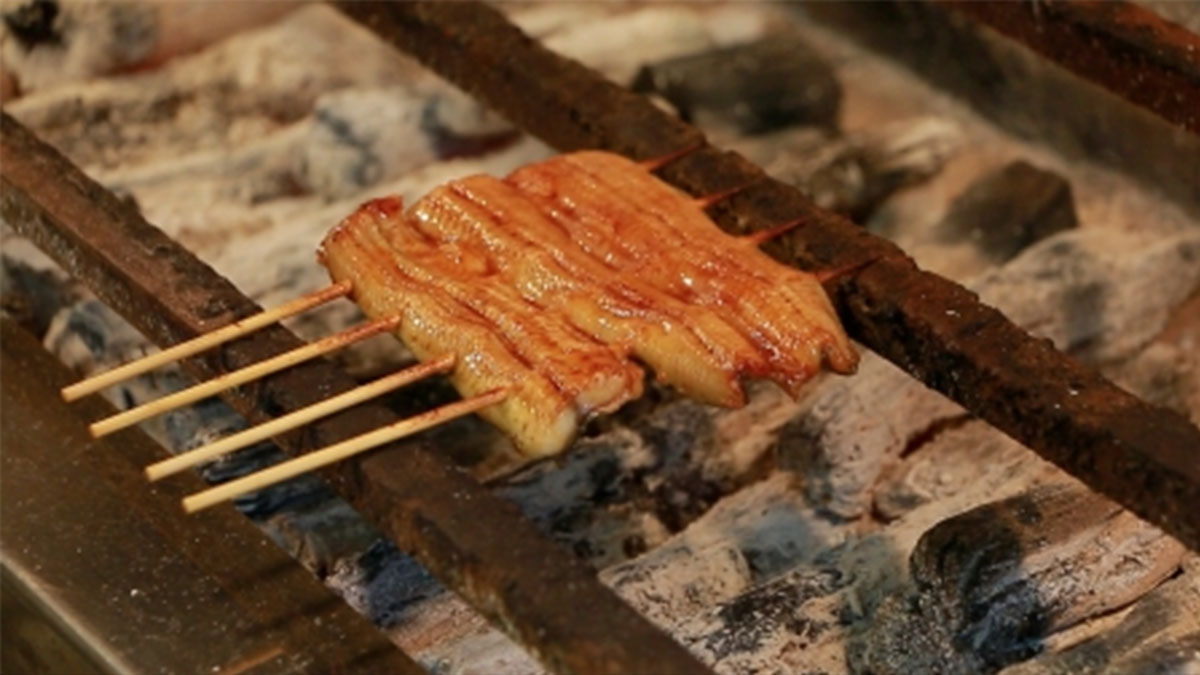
top-left (330, 1), bottom-right (1200, 552)
top-left (2, 2), bottom-right (1200, 673)
top-left (941, 0), bottom-right (1200, 135)
top-left (0, 113), bottom-right (712, 675)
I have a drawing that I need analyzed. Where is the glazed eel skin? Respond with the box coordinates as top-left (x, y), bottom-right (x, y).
top-left (318, 150), bottom-right (857, 457)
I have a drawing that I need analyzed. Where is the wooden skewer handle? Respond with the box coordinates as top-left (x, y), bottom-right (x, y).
top-left (89, 315), bottom-right (400, 438)
top-left (181, 388), bottom-right (508, 513)
top-left (62, 281), bottom-right (352, 402)
top-left (144, 354), bottom-right (455, 482)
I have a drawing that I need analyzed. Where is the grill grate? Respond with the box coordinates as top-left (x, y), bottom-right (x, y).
top-left (2, 2), bottom-right (1198, 673)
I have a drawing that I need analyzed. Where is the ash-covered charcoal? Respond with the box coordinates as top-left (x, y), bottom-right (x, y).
top-left (777, 352), bottom-right (965, 520)
top-left (936, 161), bottom-right (1078, 263)
top-left (780, 228), bottom-right (1200, 520)
top-left (1, 0), bottom-right (156, 92)
top-left (632, 32), bottom-right (841, 135)
top-left (296, 85), bottom-right (514, 201)
top-left (729, 117), bottom-right (961, 221)
top-left (677, 566), bottom-right (849, 672)
top-left (325, 539), bottom-right (442, 629)
top-left (1, 244), bottom-right (81, 336)
top-left (4, 5), bottom-right (422, 171)
top-left (599, 473), bottom-right (848, 631)
top-left (496, 428), bottom-right (670, 568)
top-left (859, 483), bottom-right (1184, 673)
top-left (872, 418), bottom-right (1019, 522)
top-left (494, 383), bottom-right (813, 569)
top-left (1001, 565), bottom-right (1200, 675)
top-left (0, 1), bottom-right (302, 94)
top-left (972, 229), bottom-right (1200, 365)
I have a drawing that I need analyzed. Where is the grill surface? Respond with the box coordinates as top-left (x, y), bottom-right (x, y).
top-left (333, 0), bottom-right (1200, 552)
top-left (0, 114), bottom-right (711, 675)
top-left (2, 2), bottom-right (1199, 673)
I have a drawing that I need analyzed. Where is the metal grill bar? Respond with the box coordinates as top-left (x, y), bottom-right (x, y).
top-left (0, 114), bottom-right (712, 675)
top-left (941, 0), bottom-right (1200, 135)
top-left (1, 319), bottom-right (423, 675)
top-left (332, 1), bottom-right (1200, 551)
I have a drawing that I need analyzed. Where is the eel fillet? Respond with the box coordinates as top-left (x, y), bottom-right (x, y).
top-left (319, 151), bottom-right (857, 456)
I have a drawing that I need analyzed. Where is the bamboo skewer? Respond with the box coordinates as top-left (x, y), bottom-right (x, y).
top-left (182, 387), bottom-right (508, 513)
top-left (62, 281), bottom-right (353, 402)
top-left (89, 315), bottom-right (402, 438)
top-left (144, 354), bottom-right (456, 481)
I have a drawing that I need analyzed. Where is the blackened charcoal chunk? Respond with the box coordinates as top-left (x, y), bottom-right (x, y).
top-left (632, 33), bottom-right (841, 134)
top-left (907, 483), bottom-right (1182, 670)
top-left (938, 161), bottom-right (1078, 262)
top-left (2, 1), bottom-right (61, 51)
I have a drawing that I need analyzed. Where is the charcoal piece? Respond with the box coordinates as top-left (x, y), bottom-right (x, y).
top-left (677, 566), bottom-right (849, 671)
top-left (907, 483), bottom-right (1182, 670)
top-left (729, 118), bottom-right (961, 221)
top-left (1002, 570), bottom-right (1200, 675)
top-left (938, 161), bottom-right (1078, 263)
top-left (631, 33), bottom-right (841, 134)
top-left (0, 251), bottom-right (81, 337)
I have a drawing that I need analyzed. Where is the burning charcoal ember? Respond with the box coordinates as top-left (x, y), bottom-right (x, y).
top-left (859, 483), bottom-right (1185, 674)
top-left (936, 161), bottom-right (1078, 263)
top-left (632, 33), bottom-right (842, 135)
top-left (604, 542), bottom-right (752, 629)
top-left (1001, 562), bottom-right (1200, 675)
top-left (0, 1), bottom-right (302, 94)
top-left (676, 566), bottom-right (850, 673)
top-left (729, 117), bottom-right (961, 220)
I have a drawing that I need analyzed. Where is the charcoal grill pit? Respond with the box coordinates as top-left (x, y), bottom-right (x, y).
top-left (2, 2), bottom-right (1199, 673)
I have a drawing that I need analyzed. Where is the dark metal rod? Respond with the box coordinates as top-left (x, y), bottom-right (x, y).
top-left (940, 0), bottom-right (1200, 136)
top-left (0, 113), bottom-right (713, 675)
top-left (331, 1), bottom-right (1200, 551)
top-left (1, 319), bottom-right (424, 675)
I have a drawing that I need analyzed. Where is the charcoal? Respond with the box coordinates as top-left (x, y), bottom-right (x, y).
top-left (677, 566), bottom-right (849, 672)
top-left (632, 33), bottom-right (841, 134)
top-left (600, 473), bottom-right (848, 631)
top-left (859, 483), bottom-right (1184, 673)
top-left (938, 161), bottom-right (1078, 263)
top-left (0, 250), bottom-right (80, 337)
top-left (1001, 568), bottom-right (1200, 675)
top-left (780, 228), bottom-right (1200, 520)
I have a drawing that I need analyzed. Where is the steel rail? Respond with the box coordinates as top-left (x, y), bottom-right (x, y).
top-left (0, 113), bottom-right (713, 675)
top-left (332, 1), bottom-right (1200, 551)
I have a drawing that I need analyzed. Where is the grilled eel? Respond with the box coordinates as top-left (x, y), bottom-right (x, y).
top-left (319, 151), bottom-right (857, 456)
